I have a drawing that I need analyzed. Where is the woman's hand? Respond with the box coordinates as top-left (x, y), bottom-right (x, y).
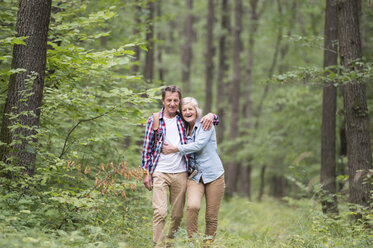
top-left (162, 143), bottom-right (179, 154)
top-left (201, 113), bottom-right (214, 130)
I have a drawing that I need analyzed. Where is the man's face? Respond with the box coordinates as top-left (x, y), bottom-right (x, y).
top-left (162, 91), bottom-right (180, 117)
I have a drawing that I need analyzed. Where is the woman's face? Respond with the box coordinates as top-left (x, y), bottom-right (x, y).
top-left (182, 103), bottom-right (197, 124)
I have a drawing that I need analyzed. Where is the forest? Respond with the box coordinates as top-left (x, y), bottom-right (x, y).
top-left (0, 0), bottom-right (372, 247)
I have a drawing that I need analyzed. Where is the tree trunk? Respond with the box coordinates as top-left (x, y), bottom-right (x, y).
top-left (278, 0), bottom-right (297, 74)
top-left (131, 0), bottom-right (141, 75)
top-left (239, 165), bottom-right (252, 200)
top-left (156, 0), bottom-right (164, 81)
top-left (254, 0), bottom-right (282, 201)
top-left (254, 0), bottom-right (283, 129)
top-left (204, 0), bottom-right (214, 114)
top-left (166, 19), bottom-right (177, 54)
top-left (100, 36), bottom-right (107, 48)
top-left (240, 0), bottom-right (264, 199)
top-left (337, 122), bottom-right (347, 191)
top-left (181, 0), bottom-right (193, 94)
top-left (320, 0), bottom-right (338, 215)
top-left (270, 175), bottom-right (287, 198)
top-left (337, 0), bottom-right (372, 207)
top-left (257, 165), bottom-right (266, 201)
top-left (0, 0), bottom-right (52, 177)
top-left (144, 0), bottom-right (154, 82)
top-left (216, 0), bottom-right (231, 144)
top-left (226, 0), bottom-right (242, 197)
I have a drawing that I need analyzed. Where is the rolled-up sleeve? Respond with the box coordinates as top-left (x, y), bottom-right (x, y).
top-left (213, 114), bottom-right (219, 126)
top-left (178, 127), bottom-right (213, 155)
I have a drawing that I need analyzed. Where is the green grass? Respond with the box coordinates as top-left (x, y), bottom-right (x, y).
top-left (1, 191), bottom-right (372, 248)
top-left (173, 196), bottom-right (372, 248)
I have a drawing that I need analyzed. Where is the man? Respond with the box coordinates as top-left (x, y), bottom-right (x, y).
top-left (141, 85), bottom-right (217, 246)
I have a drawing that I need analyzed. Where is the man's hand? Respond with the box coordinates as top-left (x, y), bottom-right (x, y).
top-left (201, 113), bottom-right (214, 130)
top-left (162, 143), bottom-right (178, 154)
top-left (143, 174), bottom-right (153, 191)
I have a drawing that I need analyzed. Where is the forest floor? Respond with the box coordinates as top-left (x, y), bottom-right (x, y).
top-left (1, 191), bottom-right (372, 248)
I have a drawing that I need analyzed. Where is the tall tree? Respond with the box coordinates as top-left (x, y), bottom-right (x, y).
top-left (255, 0), bottom-right (283, 201)
top-left (144, 0), bottom-right (155, 82)
top-left (181, 0), bottom-right (193, 94)
top-left (254, 0), bottom-right (284, 131)
top-left (278, 0), bottom-right (297, 74)
top-left (216, 0), bottom-right (231, 144)
top-left (240, 0), bottom-right (267, 199)
top-left (256, 22), bottom-right (281, 201)
top-left (131, 0), bottom-right (142, 75)
top-left (226, 0), bottom-right (243, 197)
top-left (337, 0), bottom-right (372, 208)
top-left (166, 19), bottom-right (177, 55)
top-left (156, 0), bottom-right (164, 81)
top-left (265, 0), bottom-right (298, 199)
top-left (204, 0), bottom-right (215, 114)
top-left (320, 0), bottom-right (338, 215)
top-left (0, 0), bottom-right (52, 176)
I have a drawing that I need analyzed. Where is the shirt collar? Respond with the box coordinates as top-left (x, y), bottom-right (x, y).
top-left (190, 118), bottom-right (202, 135)
top-left (194, 118), bottom-right (202, 128)
top-left (160, 107), bottom-right (182, 120)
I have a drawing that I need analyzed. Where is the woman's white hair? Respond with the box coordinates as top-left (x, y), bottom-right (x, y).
top-left (182, 97), bottom-right (202, 119)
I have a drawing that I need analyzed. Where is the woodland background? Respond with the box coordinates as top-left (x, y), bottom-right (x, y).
top-left (0, 0), bottom-right (372, 247)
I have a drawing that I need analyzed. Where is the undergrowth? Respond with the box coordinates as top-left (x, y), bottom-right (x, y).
top-left (1, 173), bottom-right (372, 248)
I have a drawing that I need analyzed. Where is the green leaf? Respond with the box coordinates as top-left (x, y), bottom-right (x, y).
top-left (25, 144), bottom-right (35, 154)
top-left (12, 37), bottom-right (27, 45)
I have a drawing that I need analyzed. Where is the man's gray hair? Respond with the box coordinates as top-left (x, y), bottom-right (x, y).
top-left (182, 97), bottom-right (202, 119)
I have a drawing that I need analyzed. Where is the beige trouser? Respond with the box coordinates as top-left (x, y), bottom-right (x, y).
top-left (152, 171), bottom-right (187, 246)
top-left (186, 174), bottom-right (225, 239)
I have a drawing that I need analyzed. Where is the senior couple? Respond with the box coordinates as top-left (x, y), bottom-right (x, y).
top-left (141, 85), bottom-right (225, 247)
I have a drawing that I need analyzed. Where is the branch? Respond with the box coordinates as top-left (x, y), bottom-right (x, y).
top-left (59, 105), bottom-right (119, 158)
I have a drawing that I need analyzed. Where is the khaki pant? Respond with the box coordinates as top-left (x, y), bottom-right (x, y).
top-left (152, 171), bottom-right (187, 246)
top-left (186, 174), bottom-right (225, 239)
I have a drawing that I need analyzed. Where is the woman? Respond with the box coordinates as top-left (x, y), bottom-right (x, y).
top-left (162, 97), bottom-right (225, 242)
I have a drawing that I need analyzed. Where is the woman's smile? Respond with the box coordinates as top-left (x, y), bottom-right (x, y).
top-left (182, 103), bottom-right (197, 123)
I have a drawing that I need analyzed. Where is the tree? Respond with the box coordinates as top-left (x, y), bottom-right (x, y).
top-left (255, 0), bottom-right (291, 201)
top-left (156, 0), bottom-right (164, 81)
top-left (255, 0), bottom-right (282, 201)
top-left (144, 0), bottom-right (155, 82)
top-left (181, 0), bottom-right (194, 94)
top-left (204, 0), bottom-right (215, 114)
top-left (226, 0), bottom-right (243, 197)
top-left (239, 0), bottom-right (267, 199)
top-left (320, 0), bottom-right (338, 215)
top-left (131, 0), bottom-right (142, 75)
top-left (266, 0), bottom-right (302, 199)
top-left (216, 0), bottom-right (231, 144)
top-left (337, 0), bottom-right (372, 207)
top-left (0, 0), bottom-right (52, 176)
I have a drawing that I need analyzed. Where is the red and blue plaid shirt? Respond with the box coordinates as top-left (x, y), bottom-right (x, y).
top-left (141, 107), bottom-right (219, 176)
top-left (141, 107), bottom-right (188, 175)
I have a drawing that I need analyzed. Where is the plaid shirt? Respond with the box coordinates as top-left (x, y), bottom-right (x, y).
top-left (141, 107), bottom-right (188, 176)
top-left (141, 107), bottom-right (219, 176)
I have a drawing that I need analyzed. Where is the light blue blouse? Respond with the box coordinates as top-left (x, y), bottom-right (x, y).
top-left (177, 118), bottom-right (224, 184)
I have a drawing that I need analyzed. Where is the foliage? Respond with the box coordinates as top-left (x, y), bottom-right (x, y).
top-left (0, 1), bottom-right (157, 247)
top-left (0, 164), bottom-right (153, 247)
top-left (268, 61), bottom-right (373, 87)
top-left (2, 194), bottom-right (372, 247)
